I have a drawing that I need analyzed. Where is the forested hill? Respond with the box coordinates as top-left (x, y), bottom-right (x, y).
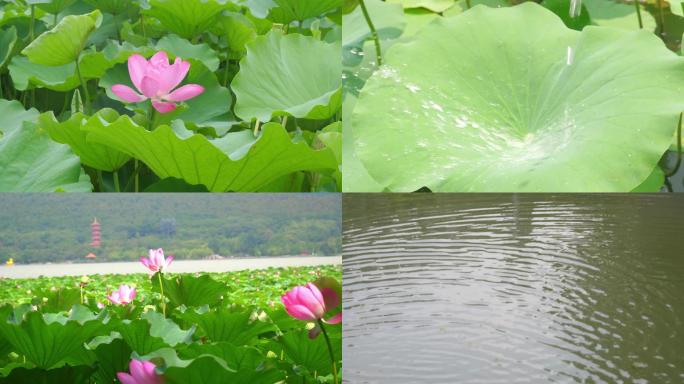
top-left (0, 194), bottom-right (341, 263)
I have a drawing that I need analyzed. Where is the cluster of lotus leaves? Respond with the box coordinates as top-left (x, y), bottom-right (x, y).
top-left (348, 2), bottom-right (684, 192)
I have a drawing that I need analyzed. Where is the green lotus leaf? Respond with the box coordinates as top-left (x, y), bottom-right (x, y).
top-left (84, 115), bottom-right (337, 191)
top-left (99, 59), bottom-right (230, 125)
top-left (0, 120), bottom-right (91, 192)
top-left (279, 329), bottom-right (341, 377)
top-left (401, 8), bottom-right (441, 37)
top-left (83, 0), bottom-right (134, 14)
top-left (153, 273), bottom-right (227, 308)
top-left (349, 3), bottom-right (684, 192)
top-left (342, 0), bottom-right (405, 47)
top-left (144, 0), bottom-right (225, 40)
top-left (232, 31), bottom-right (341, 121)
top-left (0, 305), bottom-right (108, 369)
top-left (0, 26), bottom-right (17, 68)
top-left (156, 34), bottom-right (220, 72)
top-left (670, 0), bottom-right (684, 16)
top-left (118, 319), bottom-right (175, 355)
top-left (0, 364), bottom-right (96, 384)
top-left (11, 41), bottom-right (152, 91)
top-left (179, 308), bottom-right (274, 345)
top-left (176, 342), bottom-right (284, 384)
top-left (387, 0), bottom-right (455, 13)
top-left (32, 0), bottom-right (78, 15)
top-left (214, 12), bottom-right (257, 59)
top-left (584, 0), bottom-right (655, 31)
top-left (162, 354), bottom-right (236, 384)
top-left (443, 0), bottom-right (508, 16)
top-left (22, 10), bottom-right (102, 66)
top-left (267, 0), bottom-right (341, 24)
top-left (0, 99), bottom-right (39, 138)
top-left (39, 110), bottom-right (131, 172)
top-left (89, 335), bottom-right (132, 384)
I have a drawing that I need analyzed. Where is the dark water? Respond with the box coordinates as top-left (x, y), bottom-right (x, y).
top-left (343, 194), bottom-right (684, 383)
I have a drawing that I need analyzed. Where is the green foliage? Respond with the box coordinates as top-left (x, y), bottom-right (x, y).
top-left (346, 2), bottom-right (684, 192)
top-left (22, 10), bottom-right (102, 66)
top-left (0, 267), bottom-right (343, 383)
top-left (0, 0), bottom-right (341, 192)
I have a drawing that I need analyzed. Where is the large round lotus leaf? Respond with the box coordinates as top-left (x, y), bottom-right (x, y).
top-left (232, 31), bottom-right (341, 121)
top-left (267, 0), bottom-right (341, 24)
top-left (144, 0), bottom-right (225, 40)
top-left (350, 3), bottom-right (684, 192)
top-left (21, 10), bottom-right (102, 66)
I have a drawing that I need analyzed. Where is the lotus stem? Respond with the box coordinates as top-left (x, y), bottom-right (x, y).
top-left (281, 115), bottom-right (288, 129)
top-left (134, 159), bottom-right (139, 192)
top-left (657, 0), bottom-right (666, 36)
top-left (634, 0), bottom-right (643, 28)
top-left (113, 170), bottom-right (121, 192)
top-left (157, 272), bottom-right (166, 316)
top-left (466, 0), bottom-right (472, 9)
top-left (54, 13), bottom-right (58, 27)
top-left (359, 0), bottom-right (382, 66)
top-left (29, 5), bottom-right (35, 41)
top-left (317, 320), bottom-right (338, 384)
top-left (80, 286), bottom-right (84, 304)
top-left (96, 170), bottom-right (105, 192)
top-left (74, 57), bottom-right (90, 114)
top-left (665, 112), bottom-right (682, 178)
top-left (254, 118), bottom-right (261, 136)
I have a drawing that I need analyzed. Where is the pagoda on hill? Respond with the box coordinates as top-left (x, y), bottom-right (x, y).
top-left (86, 218), bottom-right (101, 260)
top-left (91, 218), bottom-right (101, 248)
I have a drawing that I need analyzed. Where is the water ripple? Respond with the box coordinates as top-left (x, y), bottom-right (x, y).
top-left (343, 194), bottom-right (684, 383)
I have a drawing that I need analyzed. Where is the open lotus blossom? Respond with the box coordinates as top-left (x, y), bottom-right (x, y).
top-left (281, 283), bottom-right (342, 325)
top-left (117, 359), bottom-right (164, 384)
top-left (140, 248), bottom-right (173, 273)
top-left (111, 51), bottom-right (204, 113)
top-left (107, 284), bottom-right (136, 305)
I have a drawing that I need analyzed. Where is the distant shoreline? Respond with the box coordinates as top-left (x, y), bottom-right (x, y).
top-left (0, 256), bottom-right (342, 279)
top-left (5, 254), bottom-right (341, 265)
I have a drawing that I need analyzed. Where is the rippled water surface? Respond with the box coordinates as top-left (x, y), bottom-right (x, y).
top-left (343, 194), bottom-right (684, 383)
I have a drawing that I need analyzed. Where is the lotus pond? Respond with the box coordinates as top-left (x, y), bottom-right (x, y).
top-left (344, 0), bottom-right (684, 192)
top-left (0, 0), bottom-right (341, 192)
top-left (0, 264), bottom-right (343, 383)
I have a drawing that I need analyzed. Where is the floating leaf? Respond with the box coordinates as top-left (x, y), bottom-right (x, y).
top-left (232, 31), bottom-right (341, 121)
top-left (349, 3), bottom-right (684, 191)
top-left (22, 10), bottom-right (102, 66)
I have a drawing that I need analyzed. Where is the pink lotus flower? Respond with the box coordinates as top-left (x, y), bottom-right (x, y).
top-left (140, 248), bottom-right (173, 273)
top-left (111, 51), bottom-right (204, 113)
top-left (107, 284), bottom-right (136, 305)
top-left (281, 283), bottom-right (342, 325)
top-left (117, 360), bottom-right (163, 384)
